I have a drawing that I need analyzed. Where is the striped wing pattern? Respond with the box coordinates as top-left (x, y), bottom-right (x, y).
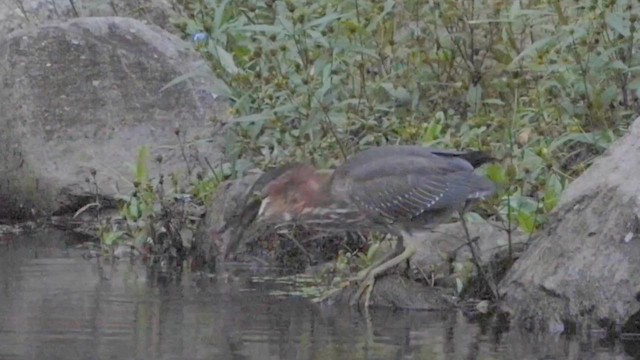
top-left (332, 149), bottom-right (494, 226)
top-left (348, 170), bottom-right (473, 223)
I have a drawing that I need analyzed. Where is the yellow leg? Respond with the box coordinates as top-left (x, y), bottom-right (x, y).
top-left (349, 247), bottom-right (399, 282)
top-left (350, 243), bottom-right (417, 308)
top-left (312, 242), bottom-right (402, 304)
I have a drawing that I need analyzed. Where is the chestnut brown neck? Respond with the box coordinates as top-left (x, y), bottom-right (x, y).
top-left (260, 164), bottom-right (333, 212)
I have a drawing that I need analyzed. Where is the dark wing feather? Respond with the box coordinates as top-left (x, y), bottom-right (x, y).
top-left (332, 152), bottom-right (493, 226)
top-left (342, 146), bottom-right (476, 172)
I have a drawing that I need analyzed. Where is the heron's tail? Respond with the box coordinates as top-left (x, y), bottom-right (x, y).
top-left (429, 149), bottom-right (495, 168)
top-left (457, 151), bottom-right (495, 168)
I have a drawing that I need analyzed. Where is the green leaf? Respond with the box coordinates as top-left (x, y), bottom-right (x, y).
top-left (246, 120), bottom-right (264, 141)
top-left (422, 122), bottom-right (442, 143)
top-left (314, 63), bottom-right (333, 100)
top-left (213, 0), bottom-right (230, 33)
top-left (327, 112), bottom-right (347, 127)
top-left (466, 84), bottom-right (482, 113)
top-left (306, 29), bottom-right (330, 48)
top-left (485, 164), bottom-right (506, 185)
top-left (102, 231), bottom-right (125, 246)
top-left (601, 85), bottom-right (620, 107)
top-left (379, 83), bottom-right (411, 104)
top-left (231, 112), bottom-right (270, 123)
top-left (234, 158), bottom-right (254, 176)
top-left (483, 98), bottom-right (505, 105)
top-left (304, 12), bottom-right (347, 30)
top-left (516, 209), bottom-right (536, 234)
top-left (366, 241), bottom-right (380, 261)
top-left (455, 278), bottom-right (464, 295)
top-left (277, 13), bottom-right (295, 34)
top-left (366, 0), bottom-right (395, 31)
top-left (215, 45), bottom-right (239, 75)
top-left (185, 19), bottom-right (203, 34)
top-left (229, 104), bottom-right (296, 123)
top-left (160, 64), bottom-right (231, 99)
top-left (543, 187), bottom-right (559, 213)
top-left (128, 197), bottom-right (140, 219)
top-left (237, 24), bottom-right (282, 33)
top-left (605, 12), bottom-right (630, 37)
top-left (549, 132), bottom-right (610, 152)
top-left (609, 60), bottom-right (628, 71)
top-left (510, 35), bottom-right (556, 66)
top-left (333, 40), bottom-right (380, 58)
top-left (160, 67), bottom-right (200, 92)
top-left (135, 146), bottom-right (149, 187)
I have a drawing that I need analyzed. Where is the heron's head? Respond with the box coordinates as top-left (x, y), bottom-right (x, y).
top-left (223, 164), bottom-right (333, 259)
top-left (256, 164), bottom-right (333, 222)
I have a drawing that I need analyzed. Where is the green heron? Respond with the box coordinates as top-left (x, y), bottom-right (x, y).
top-left (226, 146), bottom-right (495, 307)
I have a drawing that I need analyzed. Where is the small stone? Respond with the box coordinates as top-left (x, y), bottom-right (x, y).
top-left (476, 300), bottom-right (490, 313)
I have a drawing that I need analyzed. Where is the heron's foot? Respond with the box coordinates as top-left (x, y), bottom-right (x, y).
top-left (349, 244), bottom-right (417, 308)
top-left (310, 246), bottom-right (398, 305)
top-left (347, 248), bottom-right (400, 284)
top-left (348, 263), bottom-right (380, 284)
top-left (310, 276), bottom-right (358, 304)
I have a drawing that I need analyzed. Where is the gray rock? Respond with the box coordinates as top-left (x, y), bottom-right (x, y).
top-left (500, 117), bottom-right (640, 332)
top-left (0, 17), bottom-right (229, 220)
top-left (193, 171), bottom-right (262, 269)
top-left (0, 0), bottom-right (183, 36)
top-left (315, 220), bottom-right (525, 310)
top-left (408, 219), bottom-right (527, 280)
top-left (329, 274), bottom-right (455, 310)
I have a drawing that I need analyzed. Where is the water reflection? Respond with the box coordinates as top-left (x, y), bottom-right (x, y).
top-left (0, 230), bottom-right (637, 360)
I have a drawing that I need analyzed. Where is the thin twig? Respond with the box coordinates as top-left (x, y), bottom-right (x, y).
top-left (204, 156), bottom-right (222, 183)
top-left (174, 127), bottom-right (192, 176)
top-left (68, 0), bottom-right (79, 17)
top-left (459, 212), bottom-right (499, 300)
top-left (283, 228), bottom-right (313, 265)
top-left (14, 0), bottom-right (30, 21)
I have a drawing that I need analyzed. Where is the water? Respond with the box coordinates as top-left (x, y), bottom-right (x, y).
top-left (0, 231), bottom-right (637, 360)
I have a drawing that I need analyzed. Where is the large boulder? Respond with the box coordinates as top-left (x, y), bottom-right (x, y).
top-left (500, 117), bottom-right (640, 332)
top-left (0, 0), bottom-right (183, 36)
top-left (0, 17), bottom-right (228, 220)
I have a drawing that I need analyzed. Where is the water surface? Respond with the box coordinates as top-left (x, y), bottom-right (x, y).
top-left (0, 231), bottom-right (637, 360)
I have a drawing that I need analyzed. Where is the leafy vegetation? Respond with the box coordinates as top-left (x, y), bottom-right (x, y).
top-left (81, 138), bottom-right (225, 274)
top-left (166, 0), bottom-right (640, 298)
top-left (176, 0), bottom-right (639, 239)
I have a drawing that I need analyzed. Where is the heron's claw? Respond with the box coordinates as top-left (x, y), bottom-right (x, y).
top-left (312, 279), bottom-right (352, 304)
